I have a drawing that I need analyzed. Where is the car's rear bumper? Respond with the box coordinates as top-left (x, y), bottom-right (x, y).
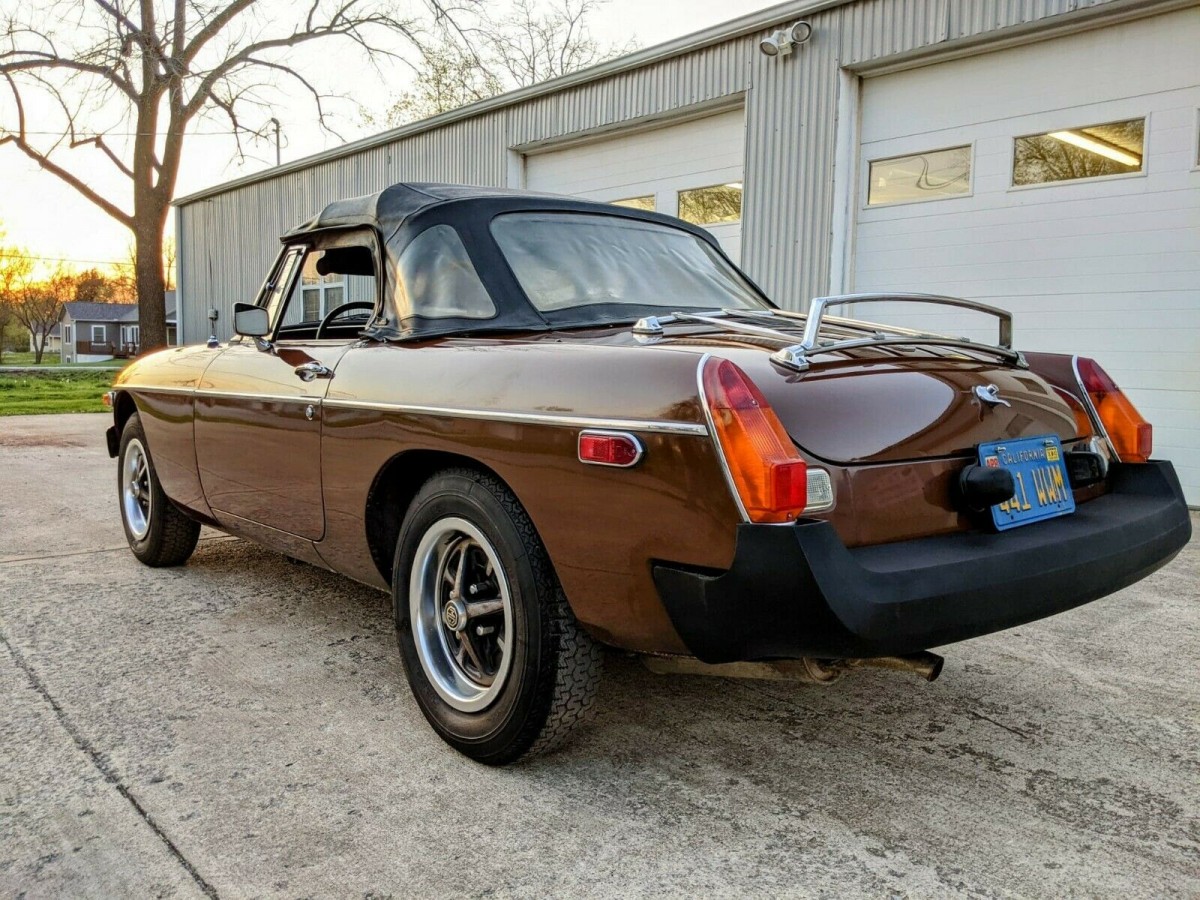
top-left (652, 461), bottom-right (1191, 662)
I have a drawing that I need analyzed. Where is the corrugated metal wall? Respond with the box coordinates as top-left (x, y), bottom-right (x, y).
top-left (178, 0), bottom-right (1122, 343)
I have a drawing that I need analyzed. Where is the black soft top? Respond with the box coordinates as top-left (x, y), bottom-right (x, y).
top-left (280, 182), bottom-right (762, 340)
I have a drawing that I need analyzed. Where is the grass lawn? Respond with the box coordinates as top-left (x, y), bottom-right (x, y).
top-left (0, 369), bottom-right (117, 416)
top-left (0, 351), bottom-right (125, 369)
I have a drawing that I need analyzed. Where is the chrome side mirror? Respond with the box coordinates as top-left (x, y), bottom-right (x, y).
top-left (233, 302), bottom-right (270, 338)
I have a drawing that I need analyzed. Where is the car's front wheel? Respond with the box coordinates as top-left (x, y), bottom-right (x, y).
top-left (393, 468), bottom-right (602, 764)
top-left (118, 412), bottom-right (201, 567)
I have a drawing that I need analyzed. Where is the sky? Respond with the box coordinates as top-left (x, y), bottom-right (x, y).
top-left (0, 0), bottom-right (781, 276)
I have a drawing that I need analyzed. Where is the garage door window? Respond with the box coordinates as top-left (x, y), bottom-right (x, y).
top-left (611, 196), bottom-right (655, 211)
top-left (677, 183), bottom-right (742, 225)
top-left (1013, 118), bottom-right (1144, 186)
top-left (867, 146), bottom-right (971, 206)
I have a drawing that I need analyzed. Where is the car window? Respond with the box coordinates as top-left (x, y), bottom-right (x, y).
top-left (395, 225), bottom-right (496, 320)
top-left (261, 248), bottom-right (304, 327)
top-left (490, 212), bottom-right (765, 313)
top-left (270, 237), bottom-right (376, 340)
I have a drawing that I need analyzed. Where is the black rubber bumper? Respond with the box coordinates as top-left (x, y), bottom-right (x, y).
top-left (653, 461), bottom-right (1192, 662)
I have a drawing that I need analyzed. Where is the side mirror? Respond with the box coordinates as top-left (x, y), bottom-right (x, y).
top-left (233, 302), bottom-right (270, 338)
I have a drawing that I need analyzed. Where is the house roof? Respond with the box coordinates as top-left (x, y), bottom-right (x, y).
top-left (62, 296), bottom-right (176, 326)
top-left (63, 301), bottom-right (138, 322)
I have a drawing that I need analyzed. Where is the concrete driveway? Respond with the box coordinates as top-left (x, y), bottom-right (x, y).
top-left (2, 413), bottom-right (1197, 898)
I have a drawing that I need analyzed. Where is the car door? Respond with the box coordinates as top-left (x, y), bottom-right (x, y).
top-left (194, 236), bottom-right (377, 540)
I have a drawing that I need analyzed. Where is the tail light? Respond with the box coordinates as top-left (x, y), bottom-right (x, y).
top-left (1074, 357), bottom-right (1152, 462)
top-left (1051, 387), bottom-right (1093, 439)
top-left (701, 357), bottom-right (808, 523)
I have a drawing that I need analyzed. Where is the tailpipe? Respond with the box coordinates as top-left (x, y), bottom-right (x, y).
top-left (847, 651), bottom-right (944, 682)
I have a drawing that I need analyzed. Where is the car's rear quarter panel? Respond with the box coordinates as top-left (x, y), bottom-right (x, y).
top-left (318, 340), bottom-right (741, 654)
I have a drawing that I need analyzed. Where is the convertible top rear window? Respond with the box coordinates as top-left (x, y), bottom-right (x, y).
top-left (490, 213), bottom-right (766, 314)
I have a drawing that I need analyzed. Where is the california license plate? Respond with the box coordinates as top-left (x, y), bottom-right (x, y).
top-left (978, 435), bottom-right (1075, 531)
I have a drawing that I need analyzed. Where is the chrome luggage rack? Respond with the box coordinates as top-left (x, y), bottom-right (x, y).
top-left (633, 293), bottom-right (1026, 372)
top-left (771, 293), bottom-right (1024, 372)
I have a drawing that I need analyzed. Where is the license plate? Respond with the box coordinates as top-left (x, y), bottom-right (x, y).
top-left (978, 435), bottom-right (1075, 531)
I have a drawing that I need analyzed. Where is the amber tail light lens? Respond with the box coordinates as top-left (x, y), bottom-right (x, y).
top-left (702, 357), bottom-right (807, 523)
top-left (1075, 357), bottom-right (1153, 462)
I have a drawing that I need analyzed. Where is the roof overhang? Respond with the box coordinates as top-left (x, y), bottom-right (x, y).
top-left (173, 0), bottom-right (846, 207)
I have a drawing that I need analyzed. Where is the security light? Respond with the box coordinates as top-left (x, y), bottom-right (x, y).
top-left (759, 21), bottom-right (812, 57)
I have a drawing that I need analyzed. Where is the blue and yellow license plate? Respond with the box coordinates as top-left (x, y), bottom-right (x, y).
top-left (978, 435), bottom-right (1075, 531)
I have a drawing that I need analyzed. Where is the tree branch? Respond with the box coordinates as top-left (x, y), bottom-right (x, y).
top-left (0, 51), bottom-right (138, 100)
top-left (0, 73), bottom-right (134, 227)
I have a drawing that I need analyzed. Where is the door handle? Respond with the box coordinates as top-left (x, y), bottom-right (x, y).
top-left (294, 362), bottom-right (334, 382)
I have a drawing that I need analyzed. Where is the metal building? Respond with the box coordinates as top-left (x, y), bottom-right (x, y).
top-left (175, 0), bottom-right (1200, 502)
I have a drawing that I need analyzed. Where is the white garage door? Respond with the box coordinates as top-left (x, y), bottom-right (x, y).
top-left (525, 109), bottom-right (746, 263)
top-left (852, 9), bottom-right (1200, 503)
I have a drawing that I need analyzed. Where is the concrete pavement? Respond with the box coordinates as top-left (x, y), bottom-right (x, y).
top-left (1, 413), bottom-right (1197, 898)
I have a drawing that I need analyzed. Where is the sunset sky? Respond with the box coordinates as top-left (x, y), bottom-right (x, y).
top-left (0, 0), bottom-right (779, 276)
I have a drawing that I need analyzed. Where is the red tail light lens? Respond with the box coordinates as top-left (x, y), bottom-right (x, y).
top-left (578, 431), bottom-right (643, 467)
top-left (1076, 357), bottom-right (1152, 462)
top-left (702, 357), bottom-right (807, 522)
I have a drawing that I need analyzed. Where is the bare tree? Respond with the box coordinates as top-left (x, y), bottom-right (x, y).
top-left (489, 0), bottom-right (625, 85)
top-left (11, 267), bottom-right (73, 364)
top-left (372, 0), bottom-right (634, 127)
top-left (1, 0), bottom-right (469, 351)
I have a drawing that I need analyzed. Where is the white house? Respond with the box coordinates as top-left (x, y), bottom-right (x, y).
top-left (60, 292), bottom-right (178, 363)
top-left (174, 0), bottom-right (1200, 503)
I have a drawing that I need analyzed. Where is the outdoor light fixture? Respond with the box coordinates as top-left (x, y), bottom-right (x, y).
top-left (1048, 130), bottom-right (1141, 167)
top-left (759, 21), bottom-right (812, 57)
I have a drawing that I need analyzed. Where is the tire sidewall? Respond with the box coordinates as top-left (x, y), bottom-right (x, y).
top-left (393, 473), bottom-right (551, 759)
top-left (118, 413), bottom-right (167, 560)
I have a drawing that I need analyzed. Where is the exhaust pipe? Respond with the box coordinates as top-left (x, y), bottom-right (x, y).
top-left (642, 651), bottom-right (944, 683)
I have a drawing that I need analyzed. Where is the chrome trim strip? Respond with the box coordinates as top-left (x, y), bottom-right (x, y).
top-left (194, 388), bottom-right (323, 403)
top-left (695, 353), bottom-right (750, 523)
top-left (321, 398), bottom-right (709, 435)
top-left (773, 335), bottom-right (1028, 372)
top-left (1071, 354), bottom-right (1118, 460)
top-left (122, 384), bottom-right (194, 395)
top-left (577, 430), bottom-right (646, 467)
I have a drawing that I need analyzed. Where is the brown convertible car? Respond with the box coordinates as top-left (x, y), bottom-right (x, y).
top-left (106, 183), bottom-right (1191, 763)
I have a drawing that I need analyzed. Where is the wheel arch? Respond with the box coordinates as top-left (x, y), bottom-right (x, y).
top-left (364, 449), bottom-right (524, 587)
top-left (113, 389), bottom-right (139, 432)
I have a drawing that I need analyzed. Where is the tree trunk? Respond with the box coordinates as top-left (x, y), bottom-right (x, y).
top-left (32, 330), bottom-right (44, 364)
top-left (134, 185), bottom-right (169, 352)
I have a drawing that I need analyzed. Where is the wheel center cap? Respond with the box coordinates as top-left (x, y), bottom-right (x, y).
top-left (442, 598), bottom-right (467, 631)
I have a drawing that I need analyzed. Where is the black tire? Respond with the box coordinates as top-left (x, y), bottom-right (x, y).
top-left (118, 412), bottom-right (201, 567)
top-left (393, 468), bottom-right (602, 765)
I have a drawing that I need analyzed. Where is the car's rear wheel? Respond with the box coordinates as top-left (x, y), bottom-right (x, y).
top-left (393, 468), bottom-right (602, 764)
top-left (118, 412), bottom-right (200, 567)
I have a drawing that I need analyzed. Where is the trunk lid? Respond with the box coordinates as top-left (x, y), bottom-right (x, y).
top-left (690, 340), bottom-right (1079, 465)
